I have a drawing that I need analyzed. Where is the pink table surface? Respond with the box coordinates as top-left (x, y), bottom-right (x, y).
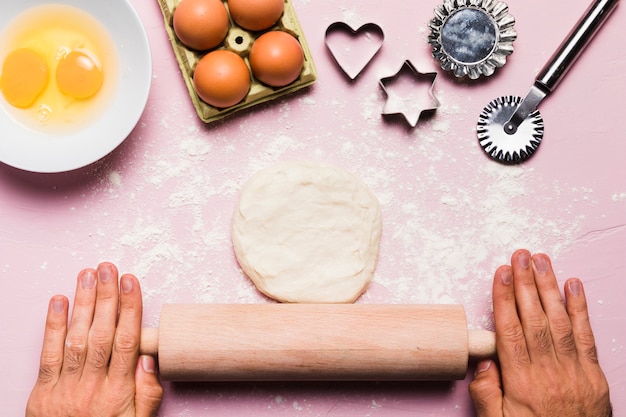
top-left (1, 0), bottom-right (625, 415)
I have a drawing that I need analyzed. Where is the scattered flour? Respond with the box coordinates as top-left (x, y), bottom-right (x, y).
top-left (93, 54), bottom-right (600, 334)
top-left (339, 8), bottom-right (359, 26)
top-left (612, 192), bottom-right (626, 202)
top-left (108, 171), bottom-right (122, 188)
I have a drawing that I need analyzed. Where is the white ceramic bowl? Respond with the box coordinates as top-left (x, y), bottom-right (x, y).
top-left (0, 0), bottom-right (152, 173)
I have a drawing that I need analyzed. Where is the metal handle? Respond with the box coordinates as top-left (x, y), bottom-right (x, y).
top-left (537, 0), bottom-right (619, 92)
top-left (504, 0), bottom-right (619, 134)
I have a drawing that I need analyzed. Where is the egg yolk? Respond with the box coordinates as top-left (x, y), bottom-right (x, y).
top-left (0, 48), bottom-right (49, 108)
top-left (56, 50), bottom-right (104, 99)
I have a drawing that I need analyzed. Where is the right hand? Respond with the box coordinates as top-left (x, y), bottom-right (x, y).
top-left (469, 250), bottom-right (612, 417)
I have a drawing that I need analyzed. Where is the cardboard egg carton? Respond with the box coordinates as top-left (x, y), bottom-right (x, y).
top-left (157, 0), bottom-right (317, 123)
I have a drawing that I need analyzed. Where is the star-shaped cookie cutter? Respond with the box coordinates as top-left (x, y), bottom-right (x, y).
top-left (379, 60), bottom-right (440, 127)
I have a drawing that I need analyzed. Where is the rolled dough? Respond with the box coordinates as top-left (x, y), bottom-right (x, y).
top-left (232, 161), bottom-right (382, 303)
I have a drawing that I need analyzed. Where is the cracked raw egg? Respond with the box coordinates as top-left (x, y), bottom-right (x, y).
top-left (56, 50), bottom-right (104, 99)
top-left (1, 48), bottom-right (49, 108)
top-left (0, 4), bottom-right (117, 134)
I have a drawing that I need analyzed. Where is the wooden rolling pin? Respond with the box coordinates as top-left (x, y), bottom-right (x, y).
top-left (140, 304), bottom-right (496, 381)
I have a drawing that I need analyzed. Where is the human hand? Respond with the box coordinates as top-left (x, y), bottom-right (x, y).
top-left (469, 249), bottom-right (612, 417)
top-left (26, 263), bottom-right (163, 417)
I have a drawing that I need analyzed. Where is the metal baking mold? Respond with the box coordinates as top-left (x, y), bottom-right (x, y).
top-left (379, 60), bottom-right (440, 128)
top-left (157, 0), bottom-right (317, 124)
top-left (325, 22), bottom-right (384, 80)
top-left (428, 0), bottom-right (516, 79)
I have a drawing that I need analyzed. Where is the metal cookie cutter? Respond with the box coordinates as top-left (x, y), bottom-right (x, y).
top-left (477, 0), bottom-right (619, 164)
top-left (325, 22), bottom-right (384, 80)
top-left (379, 60), bottom-right (440, 128)
top-left (428, 0), bottom-right (517, 79)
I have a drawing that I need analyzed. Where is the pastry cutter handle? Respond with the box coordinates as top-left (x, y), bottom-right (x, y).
top-left (537, 0), bottom-right (619, 91)
top-left (505, 0), bottom-right (619, 134)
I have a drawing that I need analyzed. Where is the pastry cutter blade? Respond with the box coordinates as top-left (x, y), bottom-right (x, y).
top-left (478, 0), bottom-right (619, 164)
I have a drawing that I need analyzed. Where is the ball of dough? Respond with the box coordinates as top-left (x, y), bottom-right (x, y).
top-left (232, 162), bottom-right (382, 303)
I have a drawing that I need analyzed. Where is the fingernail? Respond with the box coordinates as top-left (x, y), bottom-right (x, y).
top-left (533, 255), bottom-right (549, 273)
top-left (121, 276), bottom-right (133, 294)
top-left (98, 264), bottom-right (112, 283)
top-left (518, 251), bottom-right (530, 268)
top-left (142, 356), bottom-right (156, 374)
top-left (500, 268), bottom-right (512, 285)
top-left (52, 297), bottom-right (65, 313)
top-left (474, 360), bottom-right (492, 375)
top-left (81, 271), bottom-right (96, 289)
top-left (568, 279), bottom-right (582, 295)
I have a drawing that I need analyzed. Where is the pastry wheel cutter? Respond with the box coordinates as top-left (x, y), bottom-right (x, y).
top-left (477, 0), bottom-right (619, 164)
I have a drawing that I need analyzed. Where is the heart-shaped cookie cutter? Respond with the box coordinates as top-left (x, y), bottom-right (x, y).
top-left (325, 22), bottom-right (384, 80)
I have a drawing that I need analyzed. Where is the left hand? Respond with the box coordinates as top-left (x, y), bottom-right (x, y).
top-left (26, 262), bottom-right (163, 417)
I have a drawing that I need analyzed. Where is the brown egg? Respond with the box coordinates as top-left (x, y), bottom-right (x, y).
top-left (249, 31), bottom-right (303, 87)
top-left (193, 50), bottom-right (250, 108)
top-left (227, 0), bottom-right (284, 31)
top-left (173, 0), bottom-right (229, 51)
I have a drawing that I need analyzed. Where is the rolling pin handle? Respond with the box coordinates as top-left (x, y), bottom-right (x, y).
top-left (140, 327), bottom-right (159, 356)
top-left (468, 329), bottom-right (496, 360)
